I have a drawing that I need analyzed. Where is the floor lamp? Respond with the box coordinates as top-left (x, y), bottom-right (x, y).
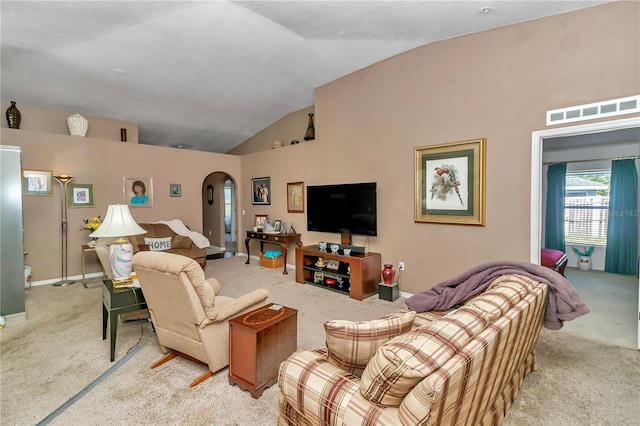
top-left (53, 174), bottom-right (75, 286)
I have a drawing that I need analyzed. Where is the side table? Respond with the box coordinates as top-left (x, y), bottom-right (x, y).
top-left (228, 303), bottom-right (297, 398)
top-left (244, 231), bottom-right (303, 275)
top-left (102, 279), bottom-right (147, 361)
top-left (82, 244), bottom-right (105, 288)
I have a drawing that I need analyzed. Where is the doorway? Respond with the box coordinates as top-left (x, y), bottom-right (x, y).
top-left (530, 116), bottom-right (640, 349)
top-left (202, 172), bottom-right (237, 258)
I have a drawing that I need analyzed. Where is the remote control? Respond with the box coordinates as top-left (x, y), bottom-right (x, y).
top-left (270, 304), bottom-right (283, 310)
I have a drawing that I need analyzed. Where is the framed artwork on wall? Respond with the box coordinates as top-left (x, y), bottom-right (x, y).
top-left (251, 177), bottom-right (270, 205)
top-left (68, 184), bottom-right (94, 207)
top-left (170, 183), bottom-right (181, 197)
top-left (22, 169), bottom-right (53, 196)
top-left (414, 138), bottom-right (486, 226)
top-left (124, 177), bottom-right (153, 207)
top-left (287, 181), bottom-right (304, 213)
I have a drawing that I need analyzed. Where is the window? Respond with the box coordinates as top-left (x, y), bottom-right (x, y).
top-left (564, 171), bottom-right (610, 245)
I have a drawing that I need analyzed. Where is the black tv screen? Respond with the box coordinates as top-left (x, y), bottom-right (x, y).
top-left (306, 182), bottom-right (377, 237)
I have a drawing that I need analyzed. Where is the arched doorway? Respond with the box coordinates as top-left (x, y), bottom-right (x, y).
top-left (202, 172), bottom-right (237, 259)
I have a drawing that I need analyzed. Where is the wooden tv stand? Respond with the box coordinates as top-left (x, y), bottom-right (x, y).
top-left (295, 245), bottom-right (381, 301)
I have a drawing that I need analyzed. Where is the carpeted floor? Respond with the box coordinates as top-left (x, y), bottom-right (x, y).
top-left (1, 256), bottom-right (638, 425)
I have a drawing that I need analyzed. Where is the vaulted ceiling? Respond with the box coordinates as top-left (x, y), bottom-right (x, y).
top-left (1, 1), bottom-right (610, 152)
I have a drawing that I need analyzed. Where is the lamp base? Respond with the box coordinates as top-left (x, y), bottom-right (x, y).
top-left (53, 279), bottom-right (76, 287)
top-left (112, 277), bottom-right (133, 288)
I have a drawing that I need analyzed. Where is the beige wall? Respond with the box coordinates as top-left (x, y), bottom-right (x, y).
top-left (5, 2), bottom-right (638, 295)
top-left (228, 106), bottom-right (315, 155)
top-left (238, 2), bottom-right (640, 294)
top-left (3, 127), bottom-right (240, 283)
top-left (1, 102), bottom-right (139, 143)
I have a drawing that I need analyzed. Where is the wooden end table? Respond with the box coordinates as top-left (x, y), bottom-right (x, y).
top-left (228, 303), bottom-right (297, 398)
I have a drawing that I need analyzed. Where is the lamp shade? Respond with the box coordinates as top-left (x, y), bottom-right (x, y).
top-left (89, 204), bottom-right (147, 238)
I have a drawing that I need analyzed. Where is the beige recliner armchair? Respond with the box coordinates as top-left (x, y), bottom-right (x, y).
top-left (132, 251), bottom-right (269, 387)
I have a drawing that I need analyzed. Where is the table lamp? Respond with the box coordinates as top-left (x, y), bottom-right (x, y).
top-left (90, 204), bottom-right (147, 285)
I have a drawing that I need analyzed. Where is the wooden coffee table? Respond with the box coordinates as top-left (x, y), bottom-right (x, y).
top-left (228, 303), bottom-right (297, 398)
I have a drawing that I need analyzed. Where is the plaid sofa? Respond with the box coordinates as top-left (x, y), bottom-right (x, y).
top-left (277, 274), bottom-right (549, 425)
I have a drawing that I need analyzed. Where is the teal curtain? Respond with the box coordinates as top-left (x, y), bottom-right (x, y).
top-left (545, 163), bottom-right (567, 252)
top-left (605, 159), bottom-right (638, 275)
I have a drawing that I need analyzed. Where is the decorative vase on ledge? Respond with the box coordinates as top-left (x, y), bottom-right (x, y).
top-left (304, 113), bottom-right (315, 141)
top-left (67, 113), bottom-right (88, 136)
top-left (6, 101), bottom-right (21, 129)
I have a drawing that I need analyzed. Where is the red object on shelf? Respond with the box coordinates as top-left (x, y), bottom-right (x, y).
top-left (382, 264), bottom-right (395, 284)
top-left (325, 278), bottom-right (337, 286)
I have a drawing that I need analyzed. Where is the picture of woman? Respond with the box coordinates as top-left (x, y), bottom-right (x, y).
top-left (124, 177), bottom-right (153, 207)
top-left (131, 180), bottom-right (149, 204)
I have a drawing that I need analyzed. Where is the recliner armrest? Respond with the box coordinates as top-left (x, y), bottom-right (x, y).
top-left (211, 289), bottom-right (269, 322)
top-left (205, 278), bottom-right (221, 295)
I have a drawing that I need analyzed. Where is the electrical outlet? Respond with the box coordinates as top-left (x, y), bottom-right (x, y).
top-left (399, 262), bottom-right (405, 271)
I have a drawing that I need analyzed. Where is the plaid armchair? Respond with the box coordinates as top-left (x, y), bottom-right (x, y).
top-left (278, 274), bottom-right (548, 425)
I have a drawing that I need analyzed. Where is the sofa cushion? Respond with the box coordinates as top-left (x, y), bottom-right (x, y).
top-left (144, 236), bottom-right (172, 251)
top-left (172, 235), bottom-right (193, 249)
top-left (324, 311), bottom-right (416, 377)
top-left (360, 305), bottom-right (489, 406)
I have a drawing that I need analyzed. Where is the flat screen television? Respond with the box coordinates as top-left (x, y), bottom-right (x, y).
top-left (306, 182), bottom-right (377, 237)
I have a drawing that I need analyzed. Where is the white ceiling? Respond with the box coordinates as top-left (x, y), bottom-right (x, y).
top-left (1, 0), bottom-right (610, 153)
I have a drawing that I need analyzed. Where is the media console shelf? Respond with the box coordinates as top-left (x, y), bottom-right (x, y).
top-left (295, 245), bottom-right (381, 301)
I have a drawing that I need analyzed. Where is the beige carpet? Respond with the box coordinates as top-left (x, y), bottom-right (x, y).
top-left (1, 256), bottom-right (638, 425)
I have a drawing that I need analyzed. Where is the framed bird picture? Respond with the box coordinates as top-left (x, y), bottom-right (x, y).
top-left (414, 138), bottom-right (486, 226)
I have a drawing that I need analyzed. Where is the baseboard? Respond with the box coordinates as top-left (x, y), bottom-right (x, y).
top-left (30, 272), bottom-right (104, 288)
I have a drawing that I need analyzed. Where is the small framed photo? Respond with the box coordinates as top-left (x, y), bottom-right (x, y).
top-left (124, 177), bottom-right (153, 207)
top-left (254, 214), bottom-right (268, 229)
top-left (314, 271), bottom-right (324, 284)
top-left (327, 260), bottom-right (340, 270)
top-left (273, 219), bottom-right (282, 232)
top-left (22, 169), bottom-right (53, 196)
top-left (68, 184), bottom-right (94, 208)
top-left (287, 181), bottom-right (304, 213)
top-left (170, 183), bottom-right (181, 197)
top-left (252, 177), bottom-right (271, 205)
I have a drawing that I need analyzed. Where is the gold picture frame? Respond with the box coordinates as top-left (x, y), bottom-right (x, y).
top-left (287, 181), bottom-right (304, 213)
top-left (415, 138), bottom-right (486, 226)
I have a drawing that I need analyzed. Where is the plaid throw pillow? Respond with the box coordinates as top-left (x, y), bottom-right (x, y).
top-left (360, 306), bottom-right (489, 406)
top-left (324, 311), bottom-right (416, 377)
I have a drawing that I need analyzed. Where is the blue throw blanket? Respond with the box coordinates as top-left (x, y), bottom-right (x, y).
top-left (405, 261), bottom-right (589, 330)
